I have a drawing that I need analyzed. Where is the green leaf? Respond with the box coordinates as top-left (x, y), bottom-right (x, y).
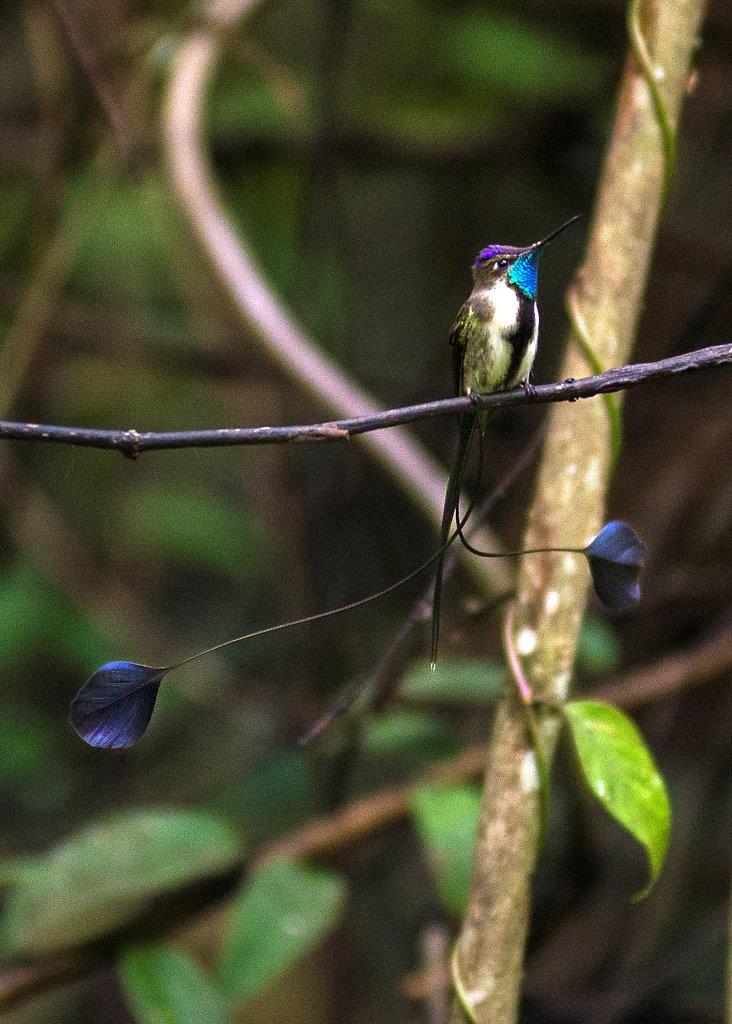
top-left (0, 706), bottom-right (70, 812)
top-left (0, 562), bottom-right (61, 671)
top-left (348, 87), bottom-right (502, 144)
top-left (411, 785), bottom-right (481, 916)
top-left (51, 355), bottom-right (218, 432)
top-left (119, 482), bottom-right (266, 586)
top-left (577, 616), bottom-right (623, 675)
top-left (226, 163), bottom-right (304, 300)
top-left (362, 709), bottom-right (452, 758)
top-left (219, 859), bottom-right (344, 1000)
top-left (564, 701), bottom-right (671, 896)
top-left (0, 709), bottom-right (52, 784)
top-left (399, 657), bottom-right (503, 705)
top-left (0, 809), bottom-right (241, 956)
top-left (209, 68), bottom-right (309, 140)
top-left (228, 749), bottom-right (313, 842)
top-left (443, 13), bottom-right (608, 105)
top-left (120, 943), bottom-right (230, 1024)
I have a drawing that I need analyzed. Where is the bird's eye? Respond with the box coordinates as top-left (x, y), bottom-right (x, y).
top-left (497, 259), bottom-right (509, 269)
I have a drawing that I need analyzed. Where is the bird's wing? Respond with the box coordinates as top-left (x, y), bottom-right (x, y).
top-left (449, 301), bottom-right (485, 396)
top-left (448, 301), bottom-right (474, 396)
top-left (433, 301), bottom-right (482, 666)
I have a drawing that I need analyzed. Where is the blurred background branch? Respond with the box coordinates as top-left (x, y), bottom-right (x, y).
top-left (164, 0), bottom-right (456, 525)
top-left (52, 0), bottom-right (136, 165)
top-left (0, 0), bottom-right (728, 1022)
top-left (0, 603), bottom-right (724, 1011)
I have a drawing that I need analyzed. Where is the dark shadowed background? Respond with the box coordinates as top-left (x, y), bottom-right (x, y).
top-left (0, 1), bottom-right (729, 1022)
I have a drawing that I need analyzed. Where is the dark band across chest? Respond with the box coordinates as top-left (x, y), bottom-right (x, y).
top-left (505, 295), bottom-right (536, 383)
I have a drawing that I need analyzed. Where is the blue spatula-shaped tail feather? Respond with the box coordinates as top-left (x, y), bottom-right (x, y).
top-left (70, 661), bottom-right (166, 749)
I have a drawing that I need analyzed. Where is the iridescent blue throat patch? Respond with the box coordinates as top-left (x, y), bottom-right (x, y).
top-left (508, 251), bottom-right (539, 299)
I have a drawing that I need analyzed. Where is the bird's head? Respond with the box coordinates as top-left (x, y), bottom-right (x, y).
top-left (472, 214), bottom-right (581, 299)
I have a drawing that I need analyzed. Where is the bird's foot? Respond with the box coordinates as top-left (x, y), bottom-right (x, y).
top-left (520, 379), bottom-right (538, 400)
top-left (468, 392), bottom-right (483, 410)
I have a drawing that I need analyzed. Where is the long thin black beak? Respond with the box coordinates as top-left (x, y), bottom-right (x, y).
top-left (532, 213), bottom-right (582, 251)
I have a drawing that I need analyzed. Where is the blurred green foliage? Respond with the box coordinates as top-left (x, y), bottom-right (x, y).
top-left (576, 614), bottom-right (623, 675)
top-left (119, 482), bottom-right (266, 585)
top-left (0, 810), bottom-right (241, 956)
top-left (121, 944), bottom-right (230, 1024)
top-left (362, 708), bottom-right (454, 761)
top-left (399, 656), bottom-right (504, 704)
top-left (218, 748), bottom-right (315, 845)
top-left (0, 0), bottom-right (725, 1021)
top-left (0, 178), bottom-right (34, 264)
top-left (0, 704), bottom-right (69, 812)
top-left (219, 859), bottom-right (344, 1001)
top-left (69, 172), bottom-right (181, 311)
top-left (411, 784), bottom-right (481, 917)
top-left (0, 560), bottom-right (115, 676)
top-left (443, 11), bottom-right (608, 105)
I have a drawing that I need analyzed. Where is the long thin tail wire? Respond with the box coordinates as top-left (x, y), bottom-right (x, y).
top-left (430, 412), bottom-right (476, 668)
top-left (168, 478), bottom-right (483, 675)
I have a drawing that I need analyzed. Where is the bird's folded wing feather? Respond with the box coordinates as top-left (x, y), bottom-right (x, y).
top-left (450, 302), bottom-right (485, 396)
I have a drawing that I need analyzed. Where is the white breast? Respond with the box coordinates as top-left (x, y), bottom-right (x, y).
top-left (490, 279), bottom-right (520, 333)
top-left (519, 303), bottom-right (539, 384)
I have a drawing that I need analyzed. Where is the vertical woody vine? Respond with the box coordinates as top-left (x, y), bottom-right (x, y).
top-left (450, 2), bottom-right (709, 1022)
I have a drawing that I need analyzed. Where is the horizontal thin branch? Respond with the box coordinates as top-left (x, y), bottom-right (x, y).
top-left (0, 343), bottom-right (729, 457)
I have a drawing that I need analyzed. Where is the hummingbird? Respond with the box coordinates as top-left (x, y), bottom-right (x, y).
top-left (70, 210), bottom-right (649, 753)
top-left (430, 214), bottom-right (581, 667)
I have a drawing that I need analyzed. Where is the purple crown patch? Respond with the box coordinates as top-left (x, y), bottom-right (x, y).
top-left (473, 244), bottom-right (525, 266)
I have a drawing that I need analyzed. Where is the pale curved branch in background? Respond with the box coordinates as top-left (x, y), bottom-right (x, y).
top-left (162, 0), bottom-right (511, 595)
